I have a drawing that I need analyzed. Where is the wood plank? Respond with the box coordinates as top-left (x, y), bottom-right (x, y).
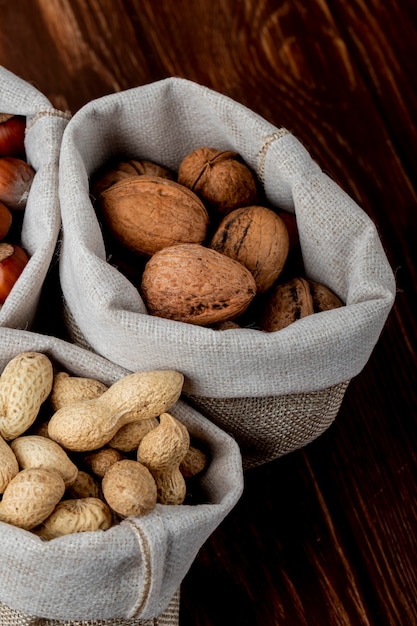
top-left (0, 1), bottom-right (416, 624)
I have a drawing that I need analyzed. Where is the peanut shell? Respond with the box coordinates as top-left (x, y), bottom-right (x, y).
top-left (50, 372), bottom-right (108, 411)
top-left (0, 352), bottom-right (54, 440)
top-left (11, 435), bottom-right (78, 487)
top-left (102, 459), bottom-right (157, 517)
top-left (36, 497), bottom-right (113, 539)
top-left (140, 243), bottom-right (257, 326)
top-left (0, 468), bottom-right (66, 530)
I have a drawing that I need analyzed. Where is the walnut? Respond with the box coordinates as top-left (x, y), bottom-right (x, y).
top-left (140, 243), bottom-right (257, 326)
top-left (308, 280), bottom-right (344, 312)
top-left (91, 158), bottom-right (173, 197)
top-left (210, 205), bottom-right (290, 293)
top-left (98, 175), bottom-right (209, 257)
top-left (260, 277), bottom-right (314, 332)
top-left (177, 147), bottom-right (258, 216)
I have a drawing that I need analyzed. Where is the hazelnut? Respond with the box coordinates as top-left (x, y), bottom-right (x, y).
top-left (0, 114), bottom-right (26, 158)
top-left (0, 157), bottom-right (35, 211)
top-left (0, 242), bottom-right (29, 304)
top-left (178, 147), bottom-right (258, 216)
top-left (0, 202), bottom-right (12, 241)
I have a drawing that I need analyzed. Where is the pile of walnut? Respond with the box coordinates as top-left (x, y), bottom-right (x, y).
top-left (91, 147), bottom-right (343, 330)
top-left (0, 114), bottom-right (34, 305)
top-left (0, 352), bottom-right (208, 540)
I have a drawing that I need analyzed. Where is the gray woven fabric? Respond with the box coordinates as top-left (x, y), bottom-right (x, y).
top-left (186, 381), bottom-right (350, 469)
top-left (58, 77), bottom-right (395, 399)
top-left (0, 328), bottom-right (243, 622)
top-left (0, 65), bottom-right (70, 329)
top-left (0, 589), bottom-right (179, 625)
top-left (63, 300), bottom-right (349, 468)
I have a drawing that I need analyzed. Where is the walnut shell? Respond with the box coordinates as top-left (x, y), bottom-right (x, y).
top-left (177, 147), bottom-right (258, 216)
top-left (308, 280), bottom-right (344, 312)
top-left (91, 158), bottom-right (173, 197)
top-left (98, 175), bottom-right (209, 257)
top-left (140, 243), bottom-right (257, 326)
top-left (210, 205), bottom-right (290, 293)
top-left (260, 277), bottom-right (314, 332)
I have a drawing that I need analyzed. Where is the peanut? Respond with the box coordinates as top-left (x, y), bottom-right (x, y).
top-left (0, 434), bottom-right (19, 493)
top-left (180, 444), bottom-right (208, 478)
top-left (10, 435), bottom-right (78, 487)
top-left (0, 352), bottom-right (54, 440)
top-left (48, 370), bottom-right (184, 452)
top-left (35, 497), bottom-right (113, 540)
top-left (0, 467), bottom-right (65, 530)
top-left (50, 372), bottom-right (108, 411)
top-left (107, 416), bottom-right (159, 452)
top-left (83, 447), bottom-right (125, 478)
top-left (66, 470), bottom-right (102, 500)
top-left (102, 459), bottom-right (157, 517)
top-left (137, 412), bottom-right (190, 505)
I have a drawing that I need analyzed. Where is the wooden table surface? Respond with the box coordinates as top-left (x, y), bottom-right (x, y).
top-left (1, 2), bottom-right (416, 624)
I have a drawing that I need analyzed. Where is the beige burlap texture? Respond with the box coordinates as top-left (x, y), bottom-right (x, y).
top-left (0, 66), bottom-right (70, 329)
top-left (0, 328), bottom-right (244, 624)
top-left (57, 77), bottom-right (395, 467)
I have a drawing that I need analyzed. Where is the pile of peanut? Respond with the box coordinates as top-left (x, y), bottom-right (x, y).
top-left (91, 147), bottom-right (344, 331)
top-left (0, 352), bottom-right (207, 540)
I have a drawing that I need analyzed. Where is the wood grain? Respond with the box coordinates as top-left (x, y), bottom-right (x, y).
top-left (1, 1), bottom-right (416, 624)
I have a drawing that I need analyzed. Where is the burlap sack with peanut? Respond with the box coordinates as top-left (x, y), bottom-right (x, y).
top-left (58, 78), bottom-right (395, 469)
top-left (0, 66), bottom-right (70, 329)
top-left (0, 327), bottom-right (243, 625)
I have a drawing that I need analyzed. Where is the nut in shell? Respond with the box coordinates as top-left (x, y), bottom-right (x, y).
top-left (260, 277), bottom-right (314, 332)
top-left (98, 175), bottom-right (209, 257)
top-left (210, 205), bottom-right (290, 293)
top-left (178, 147), bottom-right (258, 216)
top-left (308, 280), bottom-right (344, 312)
top-left (35, 497), bottom-right (113, 540)
top-left (11, 435), bottom-right (78, 487)
top-left (102, 459), bottom-right (157, 517)
top-left (50, 372), bottom-right (108, 411)
top-left (0, 467), bottom-right (66, 530)
top-left (140, 242), bottom-right (257, 326)
top-left (91, 158), bottom-right (173, 197)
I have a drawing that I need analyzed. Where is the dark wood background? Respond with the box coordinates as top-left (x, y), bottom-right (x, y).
top-left (1, 1), bottom-right (417, 624)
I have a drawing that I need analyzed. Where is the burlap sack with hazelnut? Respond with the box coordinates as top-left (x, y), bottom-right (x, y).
top-left (0, 327), bottom-right (243, 625)
top-left (58, 78), bottom-right (395, 469)
top-left (0, 66), bottom-right (70, 330)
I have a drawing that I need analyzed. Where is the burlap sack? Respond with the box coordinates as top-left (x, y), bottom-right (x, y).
top-left (0, 66), bottom-right (70, 330)
top-left (58, 77), bottom-right (395, 468)
top-left (0, 327), bottom-right (243, 624)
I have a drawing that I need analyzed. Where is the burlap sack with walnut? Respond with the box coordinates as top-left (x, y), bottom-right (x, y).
top-left (58, 78), bottom-right (396, 469)
top-left (0, 327), bottom-right (243, 625)
top-left (0, 66), bottom-right (70, 329)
